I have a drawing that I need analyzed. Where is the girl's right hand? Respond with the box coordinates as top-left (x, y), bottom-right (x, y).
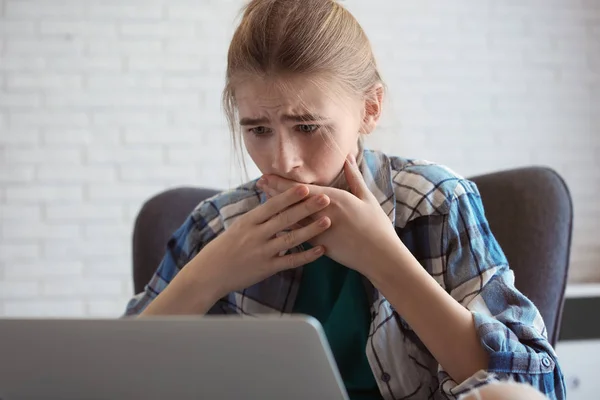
top-left (188, 184), bottom-right (331, 300)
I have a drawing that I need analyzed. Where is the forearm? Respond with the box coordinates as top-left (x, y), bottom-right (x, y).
top-left (139, 259), bottom-right (221, 317)
top-left (366, 240), bottom-right (489, 384)
top-left (462, 382), bottom-right (549, 400)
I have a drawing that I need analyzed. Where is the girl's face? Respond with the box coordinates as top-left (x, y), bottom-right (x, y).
top-left (235, 77), bottom-right (366, 186)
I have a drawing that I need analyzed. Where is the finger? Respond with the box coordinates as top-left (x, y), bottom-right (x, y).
top-left (294, 215), bottom-right (317, 229)
top-left (259, 184), bottom-right (278, 199)
top-left (284, 214), bottom-right (324, 231)
top-left (272, 244), bottom-right (327, 272)
top-left (260, 174), bottom-right (299, 195)
top-left (280, 214), bottom-right (321, 231)
top-left (263, 193), bottom-right (330, 234)
top-left (261, 175), bottom-right (328, 205)
top-left (256, 176), bottom-right (271, 197)
top-left (343, 153), bottom-right (370, 200)
top-left (269, 216), bottom-right (331, 255)
top-left (248, 185), bottom-right (309, 224)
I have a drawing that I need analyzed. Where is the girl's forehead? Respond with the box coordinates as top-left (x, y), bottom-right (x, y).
top-left (235, 83), bottom-right (338, 120)
top-left (235, 78), bottom-right (329, 107)
top-left (235, 77), bottom-right (361, 120)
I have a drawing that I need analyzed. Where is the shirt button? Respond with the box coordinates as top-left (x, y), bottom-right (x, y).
top-left (542, 357), bottom-right (552, 367)
top-left (381, 372), bottom-right (391, 383)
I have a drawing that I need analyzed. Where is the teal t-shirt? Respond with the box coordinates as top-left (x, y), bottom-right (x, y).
top-left (292, 248), bottom-right (384, 400)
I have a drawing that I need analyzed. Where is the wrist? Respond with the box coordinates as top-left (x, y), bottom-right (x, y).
top-left (184, 250), bottom-right (228, 306)
top-left (140, 252), bottom-right (223, 316)
top-left (362, 236), bottom-right (412, 285)
top-left (140, 268), bottom-right (218, 316)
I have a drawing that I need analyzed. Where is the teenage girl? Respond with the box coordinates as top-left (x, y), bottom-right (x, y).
top-left (125, 1), bottom-right (565, 399)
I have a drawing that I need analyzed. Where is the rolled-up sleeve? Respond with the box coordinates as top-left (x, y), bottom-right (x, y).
top-left (124, 213), bottom-right (199, 316)
top-left (438, 180), bottom-right (566, 399)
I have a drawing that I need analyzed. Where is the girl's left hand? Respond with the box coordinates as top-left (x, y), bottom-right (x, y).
top-left (256, 153), bottom-right (403, 277)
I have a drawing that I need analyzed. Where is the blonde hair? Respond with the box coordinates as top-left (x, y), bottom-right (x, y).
top-left (222, 0), bottom-right (384, 178)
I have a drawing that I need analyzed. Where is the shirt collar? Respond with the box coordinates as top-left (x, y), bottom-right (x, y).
top-left (360, 148), bottom-right (396, 226)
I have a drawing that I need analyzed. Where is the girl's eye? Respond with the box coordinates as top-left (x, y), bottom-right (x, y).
top-left (249, 126), bottom-right (271, 136)
top-left (297, 124), bottom-right (319, 133)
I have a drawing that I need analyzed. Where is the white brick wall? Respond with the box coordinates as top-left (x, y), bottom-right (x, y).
top-left (0, 0), bottom-right (598, 317)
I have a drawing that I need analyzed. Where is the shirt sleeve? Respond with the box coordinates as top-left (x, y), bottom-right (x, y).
top-left (437, 179), bottom-right (566, 400)
top-left (123, 200), bottom-right (237, 317)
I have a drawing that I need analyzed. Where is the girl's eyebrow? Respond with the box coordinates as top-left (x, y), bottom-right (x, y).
top-left (239, 113), bottom-right (328, 126)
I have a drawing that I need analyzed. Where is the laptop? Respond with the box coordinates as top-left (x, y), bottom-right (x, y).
top-left (0, 315), bottom-right (349, 400)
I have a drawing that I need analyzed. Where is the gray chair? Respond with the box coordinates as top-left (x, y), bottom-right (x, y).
top-left (132, 167), bottom-right (572, 346)
top-left (132, 187), bottom-right (220, 296)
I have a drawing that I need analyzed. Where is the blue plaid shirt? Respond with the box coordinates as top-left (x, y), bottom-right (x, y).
top-left (125, 149), bottom-right (565, 400)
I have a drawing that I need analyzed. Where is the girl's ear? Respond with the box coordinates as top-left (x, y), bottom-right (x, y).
top-left (360, 84), bottom-right (384, 135)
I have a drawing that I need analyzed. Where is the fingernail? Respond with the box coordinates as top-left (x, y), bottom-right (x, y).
top-left (313, 246), bottom-right (325, 255)
top-left (257, 177), bottom-right (267, 187)
top-left (318, 217), bottom-right (329, 227)
top-left (316, 195), bottom-right (328, 206)
top-left (295, 185), bottom-right (308, 196)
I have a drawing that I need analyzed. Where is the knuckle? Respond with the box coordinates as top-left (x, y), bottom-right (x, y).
top-left (313, 218), bottom-right (325, 232)
top-left (286, 254), bottom-right (298, 270)
top-left (305, 199), bottom-right (321, 215)
top-left (302, 249), bottom-right (315, 264)
top-left (286, 186), bottom-right (299, 198)
top-left (276, 211), bottom-right (291, 227)
top-left (308, 196), bottom-right (320, 211)
top-left (232, 215), bottom-right (246, 229)
top-left (282, 230), bottom-right (296, 247)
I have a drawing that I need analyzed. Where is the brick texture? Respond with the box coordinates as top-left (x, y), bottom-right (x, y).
top-left (0, 0), bottom-right (598, 317)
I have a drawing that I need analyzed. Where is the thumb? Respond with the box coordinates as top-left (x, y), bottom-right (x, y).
top-left (343, 153), bottom-right (369, 199)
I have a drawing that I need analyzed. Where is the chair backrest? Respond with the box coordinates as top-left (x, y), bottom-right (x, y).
top-left (132, 167), bottom-right (572, 346)
top-left (469, 167), bottom-right (573, 346)
top-left (132, 187), bottom-right (220, 295)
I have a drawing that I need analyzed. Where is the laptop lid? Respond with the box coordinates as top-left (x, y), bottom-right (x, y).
top-left (0, 315), bottom-right (348, 400)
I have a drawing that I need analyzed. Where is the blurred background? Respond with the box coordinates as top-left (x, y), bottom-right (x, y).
top-left (0, 0), bottom-right (598, 318)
